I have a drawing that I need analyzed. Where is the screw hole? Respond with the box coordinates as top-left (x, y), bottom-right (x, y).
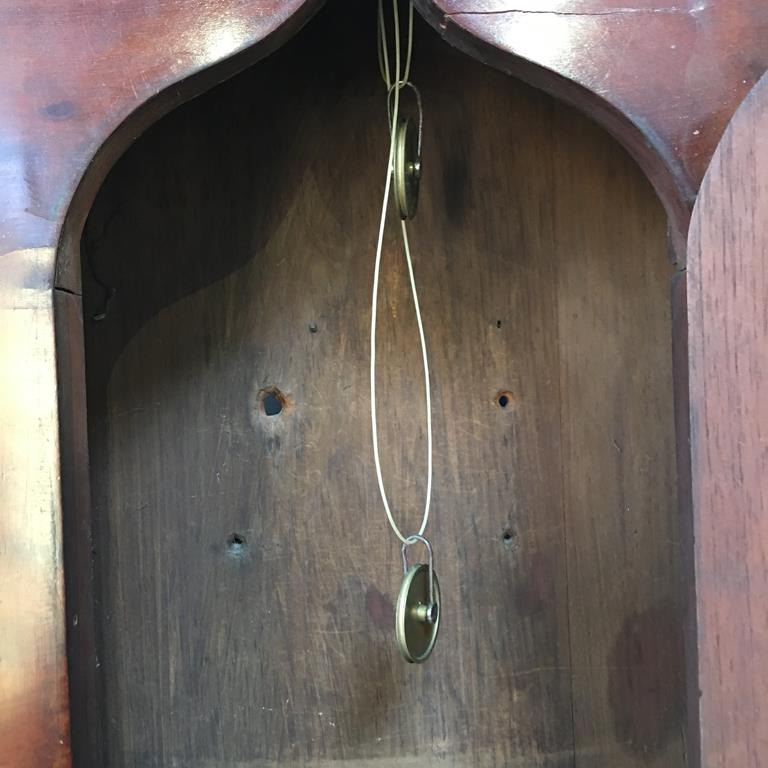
top-left (261, 389), bottom-right (284, 416)
top-left (496, 390), bottom-right (514, 410)
top-left (226, 533), bottom-right (247, 557)
top-left (502, 528), bottom-right (517, 546)
top-left (496, 319), bottom-right (502, 329)
top-left (309, 322), bottom-right (318, 334)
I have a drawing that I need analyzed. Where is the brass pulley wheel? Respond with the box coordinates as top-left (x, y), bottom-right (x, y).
top-left (394, 116), bottom-right (421, 220)
top-left (395, 563), bottom-right (441, 663)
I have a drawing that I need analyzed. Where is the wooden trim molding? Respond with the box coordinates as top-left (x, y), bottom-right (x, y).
top-left (687, 69), bottom-right (768, 767)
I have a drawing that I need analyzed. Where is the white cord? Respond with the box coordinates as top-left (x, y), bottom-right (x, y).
top-left (371, 0), bottom-right (432, 544)
top-left (401, 217), bottom-right (433, 533)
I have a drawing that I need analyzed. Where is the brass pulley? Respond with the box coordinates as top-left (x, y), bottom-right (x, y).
top-left (390, 82), bottom-right (423, 220)
top-left (394, 116), bottom-right (421, 219)
top-left (395, 536), bottom-right (440, 663)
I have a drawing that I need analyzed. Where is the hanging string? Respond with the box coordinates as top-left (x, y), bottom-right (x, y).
top-left (377, 0), bottom-right (413, 89)
top-left (371, 0), bottom-right (433, 544)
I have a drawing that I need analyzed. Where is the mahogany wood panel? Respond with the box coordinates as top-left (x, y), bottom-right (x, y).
top-left (78, 6), bottom-right (682, 765)
top-left (687, 71), bottom-right (768, 766)
top-left (415, 0), bottom-right (768, 257)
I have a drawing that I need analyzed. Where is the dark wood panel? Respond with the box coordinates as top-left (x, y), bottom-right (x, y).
top-left (81, 9), bottom-right (573, 765)
top-left (416, 0), bottom-right (768, 258)
top-left (671, 270), bottom-right (699, 768)
top-left (550, 119), bottom-right (683, 766)
top-left (687, 71), bottom-right (768, 766)
top-left (78, 5), bottom-right (682, 765)
top-left (55, 288), bottom-right (103, 767)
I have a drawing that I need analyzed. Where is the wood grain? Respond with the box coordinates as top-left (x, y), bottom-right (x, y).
top-left (56, 288), bottom-right (102, 767)
top-left (687, 71), bottom-right (768, 767)
top-left (0, 2), bottom-right (320, 765)
top-left (0, 0), bottom-right (321, 278)
top-left (415, 0), bottom-right (768, 258)
top-left (0, 248), bottom-right (70, 768)
top-left (77, 5), bottom-right (682, 765)
top-left (551, 118), bottom-right (683, 766)
top-left (1, 0), bottom-right (758, 763)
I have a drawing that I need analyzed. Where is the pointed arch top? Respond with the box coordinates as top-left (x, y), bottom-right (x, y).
top-left (0, 0), bottom-right (324, 292)
top-left (414, 0), bottom-right (768, 258)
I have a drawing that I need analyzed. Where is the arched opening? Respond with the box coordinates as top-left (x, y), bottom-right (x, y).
top-left (73, 2), bottom-right (684, 764)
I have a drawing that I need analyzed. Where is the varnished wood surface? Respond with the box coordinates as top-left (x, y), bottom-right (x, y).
top-left (0, 0), bottom-right (322, 287)
top-left (78, 6), bottom-right (682, 765)
top-left (0, 3), bottom-right (320, 766)
top-left (0, 0), bottom-right (762, 764)
top-left (0, 247), bottom-right (71, 768)
top-left (416, 0), bottom-right (768, 257)
top-left (687, 71), bottom-right (768, 766)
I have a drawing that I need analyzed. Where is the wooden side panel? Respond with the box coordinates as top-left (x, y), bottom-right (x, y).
top-left (77, 5), bottom-right (681, 765)
top-left (688, 72), bottom-right (768, 766)
top-left (0, 248), bottom-right (70, 768)
top-left (55, 288), bottom-right (103, 767)
top-left (552, 121), bottom-right (684, 766)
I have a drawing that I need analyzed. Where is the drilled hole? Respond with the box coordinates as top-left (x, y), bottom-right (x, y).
top-left (502, 528), bottom-right (517, 546)
top-left (261, 389), bottom-right (284, 416)
top-left (226, 533), bottom-right (247, 557)
top-left (496, 390), bottom-right (514, 410)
